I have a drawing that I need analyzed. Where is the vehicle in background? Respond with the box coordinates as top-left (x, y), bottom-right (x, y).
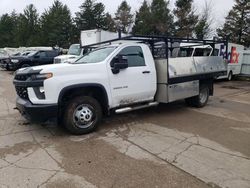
top-left (12, 51), bottom-right (34, 57)
top-left (216, 43), bottom-right (245, 80)
top-left (8, 49), bottom-right (60, 71)
top-left (0, 47), bottom-right (57, 71)
top-left (54, 29), bottom-right (129, 64)
top-left (13, 35), bottom-right (227, 135)
top-left (54, 44), bottom-right (82, 64)
top-left (1, 47), bottom-right (54, 56)
top-left (1, 51), bottom-right (34, 70)
top-left (240, 50), bottom-right (250, 76)
top-left (173, 43), bottom-right (214, 58)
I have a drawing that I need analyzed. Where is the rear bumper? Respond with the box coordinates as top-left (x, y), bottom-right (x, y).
top-left (16, 97), bottom-right (58, 122)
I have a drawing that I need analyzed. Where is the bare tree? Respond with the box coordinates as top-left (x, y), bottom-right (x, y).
top-left (195, 0), bottom-right (214, 39)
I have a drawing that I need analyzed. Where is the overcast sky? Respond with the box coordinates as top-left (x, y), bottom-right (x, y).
top-left (0, 0), bottom-right (235, 28)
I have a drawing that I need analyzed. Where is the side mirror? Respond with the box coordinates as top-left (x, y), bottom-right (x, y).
top-left (111, 55), bottom-right (128, 74)
top-left (34, 55), bottom-right (40, 58)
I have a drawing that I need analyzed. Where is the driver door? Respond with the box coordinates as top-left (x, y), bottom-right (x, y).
top-left (108, 46), bottom-right (155, 107)
top-left (34, 51), bottom-right (48, 65)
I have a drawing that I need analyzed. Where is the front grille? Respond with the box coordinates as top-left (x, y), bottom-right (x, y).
top-left (15, 86), bottom-right (28, 99)
top-left (15, 74), bottom-right (29, 81)
top-left (54, 58), bottom-right (61, 64)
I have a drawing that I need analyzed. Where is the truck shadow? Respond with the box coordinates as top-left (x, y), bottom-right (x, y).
top-left (101, 101), bottom-right (188, 131)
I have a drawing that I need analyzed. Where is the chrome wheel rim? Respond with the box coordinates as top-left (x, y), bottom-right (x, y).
top-left (73, 104), bottom-right (95, 129)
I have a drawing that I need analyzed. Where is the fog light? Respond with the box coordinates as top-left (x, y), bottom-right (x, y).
top-left (39, 87), bottom-right (45, 93)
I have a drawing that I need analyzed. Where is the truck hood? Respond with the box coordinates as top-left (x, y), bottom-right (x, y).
top-left (17, 61), bottom-right (107, 77)
top-left (17, 63), bottom-right (71, 74)
top-left (32, 63), bottom-right (71, 72)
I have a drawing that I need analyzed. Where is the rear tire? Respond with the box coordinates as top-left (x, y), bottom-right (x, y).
top-left (185, 85), bottom-right (209, 108)
top-left (63, 96), bottom-right (102, 135)
top-left (228, 71), bottom-right (233, 81)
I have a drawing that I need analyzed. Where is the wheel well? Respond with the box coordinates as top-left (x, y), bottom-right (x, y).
top-left (200, 79), bottom-right (213, 95)
top-left (58, 85), bottom-right (109, 115)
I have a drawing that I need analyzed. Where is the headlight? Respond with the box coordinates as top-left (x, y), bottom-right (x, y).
top-left (31, 73), bottom-right (53, 80)
top-left (11, 59), bottom-right (19, 63)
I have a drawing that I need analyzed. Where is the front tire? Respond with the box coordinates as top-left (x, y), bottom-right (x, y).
top-left (63, 96), bottom-right (102, 135)
top-left (185, 85), bottom-right (209, 108)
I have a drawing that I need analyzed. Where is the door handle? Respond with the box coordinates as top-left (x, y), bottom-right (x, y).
top-left (142, 71), bottom-right (151, 74)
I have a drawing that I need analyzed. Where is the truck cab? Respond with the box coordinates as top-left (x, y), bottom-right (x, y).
top-left (13, 36), bottom-right (227, 135)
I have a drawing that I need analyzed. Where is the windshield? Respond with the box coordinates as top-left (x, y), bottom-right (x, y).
top-left (68, 44), bottom-right (81, 56)
top-left (21, 51), bottom-right (35, 56)
top-left (27, 51), bottom-right (38, 57)
top-left (75, 47), bottom-right (116, 64)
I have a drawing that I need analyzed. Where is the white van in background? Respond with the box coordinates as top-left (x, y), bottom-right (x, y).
top-left (216, 43), bottom-right (245, 80)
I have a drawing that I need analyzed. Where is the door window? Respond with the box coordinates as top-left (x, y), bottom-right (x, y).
top-left (118, 46), bottom-right (145, 67)
top-left (37, 51), bottom-right (47, 58)
top-left (46, 51), bottom-right (58, 57)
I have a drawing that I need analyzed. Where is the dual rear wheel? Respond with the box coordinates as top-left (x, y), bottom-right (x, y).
top-left (185, 85), bottom-right (209, 108)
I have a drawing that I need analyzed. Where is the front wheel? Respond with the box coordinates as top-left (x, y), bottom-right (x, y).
top-left (185, 85), bottom-right (209, 108)
top-left (63, 96), bottom-right (102, 135)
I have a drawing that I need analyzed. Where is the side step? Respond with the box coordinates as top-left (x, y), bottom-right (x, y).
top-left (115, 102), bottom-right (159, 114)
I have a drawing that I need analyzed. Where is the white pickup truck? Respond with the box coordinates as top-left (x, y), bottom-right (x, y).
top-left (13, 36), bottom-right (227, 134)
